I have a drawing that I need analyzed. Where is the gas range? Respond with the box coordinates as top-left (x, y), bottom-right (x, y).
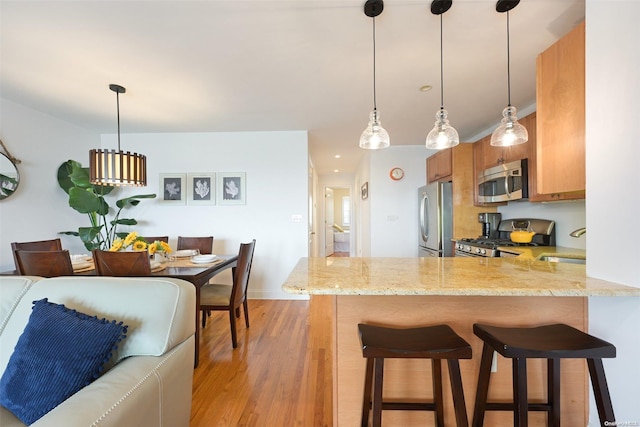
top-left (455, 238), bottom-right (541, 257)
top-left (455, 218), bottom-right (555, 258)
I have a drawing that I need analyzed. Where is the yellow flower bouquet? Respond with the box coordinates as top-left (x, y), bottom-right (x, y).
top-left (109, 232), bottom-right (172, 254)
top-left (147, 240), bottom-right (172, 255)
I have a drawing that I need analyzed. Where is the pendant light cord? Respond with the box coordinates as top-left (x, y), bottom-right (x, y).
top-left (372, 16), bottom-right (378, 112)
top-left (439, 13), bottom-right (444, 110)
top-left (506, 10), bottom-right (512, 107)
top-left (115, 90), bottom-right (122, 151)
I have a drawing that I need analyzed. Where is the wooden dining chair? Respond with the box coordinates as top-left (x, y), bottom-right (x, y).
top-left (11, 238), bottom-right (63, 272)
top-left (14, 250), bottom-right (74, 277)
top-left (200, 239), bottom-right (256, 348)
top-left (92, 250), bottom-right (151, 276)
top-left (141, 236), bottom-right (169, 243)
top-left (177, 236), bottom-right (213, 255)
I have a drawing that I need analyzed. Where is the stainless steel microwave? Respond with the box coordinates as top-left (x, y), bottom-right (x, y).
top-left (477, 159), bottom-right (528, 203)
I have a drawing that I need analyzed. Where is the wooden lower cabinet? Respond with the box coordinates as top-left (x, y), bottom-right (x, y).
top-left (328, 295), bottom-right (588, 426)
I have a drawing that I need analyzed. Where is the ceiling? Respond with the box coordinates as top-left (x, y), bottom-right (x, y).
top-left (0, 0), bottom-right (584, 175)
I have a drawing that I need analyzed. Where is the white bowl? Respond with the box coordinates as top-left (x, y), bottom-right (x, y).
top-left (174, 249), bottom-right (198, 258)
top-left (191, 255), bottom-right (216, 264)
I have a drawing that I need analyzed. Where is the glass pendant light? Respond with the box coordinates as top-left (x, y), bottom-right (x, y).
top-left (491, 0), bottom-right (527, 147)
top-left (426, 0), bottom-right (459, 150)
top-left (360, 0), bottom-right (390, 150)
top-left (89, 84), bottom-right (147, 186)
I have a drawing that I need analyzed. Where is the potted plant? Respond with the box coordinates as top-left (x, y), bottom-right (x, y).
top-left (57, 159), bottom-right (156, 251)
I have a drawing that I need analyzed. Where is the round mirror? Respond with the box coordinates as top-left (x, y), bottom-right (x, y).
top-left (0, 152), bottom-right (20, 200)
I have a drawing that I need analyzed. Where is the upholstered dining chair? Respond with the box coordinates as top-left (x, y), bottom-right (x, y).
top-left (11, 238), bottom-right (63, 272)
top-left (177, 236), bottom-right (213, 255)
top-left (92, 250), bottom-right (151, 276)
top-left (14, 250), bottom-right (74, 277)
top-left (199, 239), bottom-right (256, 348)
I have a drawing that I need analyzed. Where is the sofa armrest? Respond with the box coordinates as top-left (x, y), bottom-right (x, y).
top-left (31, 336), bottom-right (194, 427)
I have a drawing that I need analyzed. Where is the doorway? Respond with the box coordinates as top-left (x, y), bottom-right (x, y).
top-left (325, 186), bottom-right (351, 257)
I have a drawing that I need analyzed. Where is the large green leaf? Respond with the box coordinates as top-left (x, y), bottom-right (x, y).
top-left (78, 226), bottom-right (103, 242)
top-left (112, 218), bottom-right (137, 226)
top-left (116, 194), bottom-right (156, 209)
top-left (95, 195), bottom-right (110, 216)
top-left (68, 187), bottom-right (102, 213)
top-left (68, 164), bottom-right (92, 189)
top-left (56, 160), bottom-right (80, 194)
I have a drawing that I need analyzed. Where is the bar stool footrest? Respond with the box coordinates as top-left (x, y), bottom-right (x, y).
top-left (485, 402), bottom-right (552, 412)
top-left (366, 401), bottom-right (439, 411)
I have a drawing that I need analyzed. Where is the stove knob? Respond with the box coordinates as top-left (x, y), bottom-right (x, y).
top-left (475, 248), bottom-right (481, 254)
top-left (481, 249), bottom-right (486, 255)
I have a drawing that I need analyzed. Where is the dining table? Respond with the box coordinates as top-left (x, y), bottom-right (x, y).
top-left (2, 253), bottom-right (238, 368)
top-left (150, 254), bottom-right (238, 367)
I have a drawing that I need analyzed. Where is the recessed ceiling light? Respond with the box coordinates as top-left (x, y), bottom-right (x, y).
top-left (334, 154), bottom-right (341, 159)
top-left (420, 85), bottom-right (433, 92)
top-left (334, 169), bottom-right (339, 173)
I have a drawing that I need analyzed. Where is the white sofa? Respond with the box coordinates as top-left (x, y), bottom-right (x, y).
top-left (0, 275), bottom-right (195, 427)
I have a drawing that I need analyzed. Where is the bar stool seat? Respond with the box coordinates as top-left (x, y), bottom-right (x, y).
top-left (358, 323), bottom-right (472, 427)
top-left (472, 323), bottom-right (616, 427)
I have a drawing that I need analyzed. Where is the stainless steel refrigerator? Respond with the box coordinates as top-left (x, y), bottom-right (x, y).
top-left (418, 182), bottom-right (453, 257)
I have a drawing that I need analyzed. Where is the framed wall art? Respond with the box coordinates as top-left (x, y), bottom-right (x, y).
top-left (187, 173), bottom-right (216, 206)
top-left (159, 173), bottom-right (186, 204)
top-left (361, 182), bottom-right (368, 200)
top-left (217, 172), bottom-right (246, 205)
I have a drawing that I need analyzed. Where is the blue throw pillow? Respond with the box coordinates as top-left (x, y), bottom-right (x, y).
top-left (0, 298), bottom-right (127, 425)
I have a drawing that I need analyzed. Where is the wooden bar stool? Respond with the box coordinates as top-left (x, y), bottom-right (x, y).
top-left (472, 323), bottom-right (616, 427)
top-left (358, 323), bottom-right (472, 427)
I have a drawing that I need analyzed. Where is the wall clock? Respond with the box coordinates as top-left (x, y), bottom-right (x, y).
top-left (389, 167), bottom-right (404, 181)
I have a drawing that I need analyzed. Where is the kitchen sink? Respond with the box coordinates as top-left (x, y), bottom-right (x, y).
top-left (537, 255), bottom-right (586, 264)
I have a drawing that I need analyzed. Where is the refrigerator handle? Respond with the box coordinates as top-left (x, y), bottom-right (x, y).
top-left (420, 194), bottom-right (429, 242)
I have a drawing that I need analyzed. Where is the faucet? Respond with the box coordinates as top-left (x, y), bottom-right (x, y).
top-left (570, 227), bottom-right (586, 238)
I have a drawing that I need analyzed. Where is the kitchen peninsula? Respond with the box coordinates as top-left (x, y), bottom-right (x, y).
top-left (282, 257), bottom-right (640, 426)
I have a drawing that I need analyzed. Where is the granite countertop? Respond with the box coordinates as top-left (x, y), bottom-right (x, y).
top-left (282, 257), bottom-right (640, 297)
top-left (497, 245), bottom-right (586, 261)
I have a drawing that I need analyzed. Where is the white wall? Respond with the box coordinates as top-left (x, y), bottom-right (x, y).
top-left (356, 152), bottom-right (371, 256)
top-left (585, 2), bottom-right (640, 423)
top-left (0, 99), bottom-right (309, 300)
top-left (368, 145), bottom-right (427, 257)
top-left (100, 131), bottom-right (309, 299)
top-left (0, 98), bottom-right (98, 262)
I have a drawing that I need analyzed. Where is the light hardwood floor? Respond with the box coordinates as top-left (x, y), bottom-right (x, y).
top-left (191, 298), bottom-right (333, 427)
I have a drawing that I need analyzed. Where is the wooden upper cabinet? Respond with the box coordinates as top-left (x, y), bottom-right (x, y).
top-left (534, 21), bottom-right (585, 199)
top-left (475, 124), bottom-right (532, 172)
top-left (481, 135), bottom-right (504, 169)
top-left (504, 114), bottom-right (533, 164)
top-left (426, 148), bottom-right (453, 183)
